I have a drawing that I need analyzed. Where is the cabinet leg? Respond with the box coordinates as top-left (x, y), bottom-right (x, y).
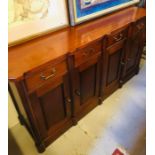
top-left (35, 142), bottom-right (46, 153)
top-left (136, 67), bottom-right (140, 75)
top-left (119, 80), bottom-right (124, 88)
top-left (18, 115), bottom-right (25, 126)
top-left (72, 117), bottom-right (77, 126)
top-left (98, 97), bottom-right (102, 105)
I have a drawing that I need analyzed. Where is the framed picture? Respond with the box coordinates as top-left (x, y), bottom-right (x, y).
top-left (138, 0), bottom-right (146, 7)
top-left (68, 0), bottom-right (140, 26)
top-left (8, 0), bottom-right (69, 46)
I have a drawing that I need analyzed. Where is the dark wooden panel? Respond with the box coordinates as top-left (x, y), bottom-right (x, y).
top-left (121, 18), bottom-right (146, 83)
top-left (101, 39), bottom-right (125, 100)
top-left (27, 72), bottom-right (72, 149)
top-left (107, 50), bottom-right (121, 85)
top-left (126, 19), bottom-right (145, 72)
top-left (69, 51), bottom-right (101, 121)
top-left (80, 65), bottom-right (96, 104)
top-left (126, 39), bottom-right (139, 72)
top-left (39, 85), bottom-right (66, 129)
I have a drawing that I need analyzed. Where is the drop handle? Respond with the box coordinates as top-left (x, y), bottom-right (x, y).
top-left (113, 33), bottom-right (123, 42)
top-left (83, 48), bottom-right (95, 56)
top-left (40, 68), bottom-right (56, 80)
top-left (137, 23), bottom-right (144, 30)
top-left (75, 89), bottom-right (81, 96)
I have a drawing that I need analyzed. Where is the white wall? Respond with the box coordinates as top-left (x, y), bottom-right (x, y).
top-left (8, 93), bottom-right (19, 128)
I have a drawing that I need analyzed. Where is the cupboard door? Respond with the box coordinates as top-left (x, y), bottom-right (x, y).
top-left (122, 20), bottom-right (146, 80)
top-left (72, 56), bottom-right (101, 120)
top-left (28, 74), bottom-right (72, 143)
top-left (126, 38), bottom-right (139, 71)
top-left (125, 32), bottom-right (141, 74)
top-left (101, 40), bottom-right (124, 99)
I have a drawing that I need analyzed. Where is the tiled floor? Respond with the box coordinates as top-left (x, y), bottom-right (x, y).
top-left (9, 60), bottom-right (146, 155)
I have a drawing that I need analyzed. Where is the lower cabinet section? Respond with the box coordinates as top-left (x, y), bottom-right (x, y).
top-left (28, 74), bottom-right (72, 146)
top-left (9, 16), bottom-right (145, 153)
top-left (121, 18), bottom-right (146, 83)
top-left (69, 51), bottom-right (101, 121)
top-left (101, 39), bottom-right (126, 99)
top-left (9, 60), bottom-right (73, 153)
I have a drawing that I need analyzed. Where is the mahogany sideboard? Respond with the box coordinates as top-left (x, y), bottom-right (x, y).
top-left (8, 7), bottom-right (146, 153)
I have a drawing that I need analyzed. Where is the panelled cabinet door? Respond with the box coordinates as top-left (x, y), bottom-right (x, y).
top-left (72, 55), bottom-right (101, 120)
top-left (123, 19), bottom-right (145, 77)
top-left (101, 40), bottom-right (125, 99)
top-left (124, 33), bottom-right (140, 74)
top-left (28, 74), bottom-right (72, 143)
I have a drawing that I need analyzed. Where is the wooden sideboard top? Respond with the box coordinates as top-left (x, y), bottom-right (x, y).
top-left (9, 7), bottom-right (146, 81)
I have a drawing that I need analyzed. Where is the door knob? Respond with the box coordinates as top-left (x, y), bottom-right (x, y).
top-left (127, 58), bottom-right (131, 62)
top-left (65, 97), bottom-right (71, 104)
top-left (75, 89), bottom-right (81, 96)
top-left (121, 61), bottom-right (125, 66)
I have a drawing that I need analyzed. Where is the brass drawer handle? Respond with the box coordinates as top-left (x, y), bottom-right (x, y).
top-left (113, 33), bottom-right (123, 42)
top-left (140, 23), bottom-right (144, 27)
top-left (40, 68), bottom-right (56, 80)
top-left (136, 23), bottom-right (144, 30)
top-left (83, 48), bottom-right (95, 56)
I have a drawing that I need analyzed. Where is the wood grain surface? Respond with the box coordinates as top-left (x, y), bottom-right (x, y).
top-left (9, 7), bottom-right (146, 81)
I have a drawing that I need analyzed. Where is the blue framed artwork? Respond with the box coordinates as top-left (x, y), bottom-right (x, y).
top-left (68, 0), bottom-right (140, 26)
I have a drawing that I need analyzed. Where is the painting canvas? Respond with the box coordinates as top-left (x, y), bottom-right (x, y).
top-left (68, 0), bottom-right (140, 26)
top-left (8, 0), bottom-right (68, 46)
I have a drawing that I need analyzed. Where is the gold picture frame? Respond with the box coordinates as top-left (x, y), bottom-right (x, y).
top-left (8, 0), bottom-right (69, 47)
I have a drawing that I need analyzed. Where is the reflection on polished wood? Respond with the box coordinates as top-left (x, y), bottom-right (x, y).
top-left (9, 7), bottom-right (145, 81)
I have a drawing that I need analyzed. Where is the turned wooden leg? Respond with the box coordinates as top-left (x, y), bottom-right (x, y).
top-left (119, 80), bottom-right (124, 88)
top-left (98, 97), bottom-right (102, 105)
top-left (136, 67), bottom-right (140, 75)
top-left (35, 142), bottom-right (46, 153)
top-left (72, 117), bottom-right (77, 126)
top-left (18, 115), bottom-right (25, 126)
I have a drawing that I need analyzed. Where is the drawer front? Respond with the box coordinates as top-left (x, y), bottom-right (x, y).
top-left (133, 19), bottom-right (145, 36)
top-left (74, 40), bottom-right (102, 67)
top-left (107, 27), bottom-right (128, 47)
top-left (25, 61), bottom-right (67, 92)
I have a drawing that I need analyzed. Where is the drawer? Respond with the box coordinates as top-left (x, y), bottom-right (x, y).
top-left (107, 27), bottom-right (128, 47)
top-left (133, 19), bottom-right (145, 36)
top-left (25, 61), bottom-right (67, 92)
top-left (74, 40), bottom-right (102, 67)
